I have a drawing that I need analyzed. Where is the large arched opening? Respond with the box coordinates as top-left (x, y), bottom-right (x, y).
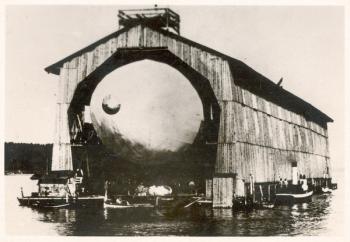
top-left (68, 48), bottom-right (220, 194)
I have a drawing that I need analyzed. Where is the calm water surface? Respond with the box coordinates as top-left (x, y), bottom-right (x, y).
top-left (5, 175), bottom-right (344, 236)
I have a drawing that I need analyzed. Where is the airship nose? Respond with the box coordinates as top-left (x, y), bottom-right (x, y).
top-left (90, 60), bottom-right (204, 165)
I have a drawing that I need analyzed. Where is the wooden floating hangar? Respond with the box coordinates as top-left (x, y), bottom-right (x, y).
top-left (45, 8), bottom-right (333, 208)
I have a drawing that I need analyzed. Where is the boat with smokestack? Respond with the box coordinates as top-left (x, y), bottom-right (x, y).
top-left (17, 104), bottom-right (105, 209)
top-left (17, 170), bottom-right (104, 208)
top-left (274, 162), bottom-right (313, 205)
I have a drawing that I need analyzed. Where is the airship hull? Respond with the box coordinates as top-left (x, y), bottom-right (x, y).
top-left (89, 60), bottom-right (206, 165)
top-left (90, 114), bottom-right (203, 165)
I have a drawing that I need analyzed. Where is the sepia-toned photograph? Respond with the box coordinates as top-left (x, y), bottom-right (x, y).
top-left (2, 3), bottom-right (347, 238)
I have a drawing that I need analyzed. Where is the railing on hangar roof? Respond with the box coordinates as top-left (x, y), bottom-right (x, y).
top-left (118, 7), bottom-right (180, 35)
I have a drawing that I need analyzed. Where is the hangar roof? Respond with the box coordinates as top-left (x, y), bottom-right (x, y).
top-left (45, 22), bottom-right (333, 124)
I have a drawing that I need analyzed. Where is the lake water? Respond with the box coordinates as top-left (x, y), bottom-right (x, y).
top-left (5, 174), bottom-right (344, 236)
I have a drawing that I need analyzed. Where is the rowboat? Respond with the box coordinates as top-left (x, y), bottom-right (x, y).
top-left (43, 203), bottom-right (70, 208)
top-left (103, 202), bottom-right (154, 209)
top-left (103, 202), bottom-right (133, 208)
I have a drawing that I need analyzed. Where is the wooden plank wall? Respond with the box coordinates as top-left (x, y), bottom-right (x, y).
top-left (51, 66), bottom-right (73, 170)
top-left (205, 179), bottom-right (213, 199)
top-left (215, 99), bottom-right (330, 182)
top-left (52, 24), bottom-right (331, 193)
top-left (213, 177), bottom-right (233, 208)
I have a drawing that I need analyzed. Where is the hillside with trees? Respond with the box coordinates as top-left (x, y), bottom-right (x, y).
top-left (4, 142), bottom-right (52, 174)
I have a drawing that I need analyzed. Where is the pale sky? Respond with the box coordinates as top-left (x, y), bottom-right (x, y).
top-left (4, 6), bottom-right (344, 175)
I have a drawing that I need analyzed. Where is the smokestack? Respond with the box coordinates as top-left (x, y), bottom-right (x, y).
top-left (291, 161), bottom-right (298, 185)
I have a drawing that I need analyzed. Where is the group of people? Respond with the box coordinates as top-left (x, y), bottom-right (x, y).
top-left (277, 174), bottom-right (309, 192)
top-left (105, 179), bottom-right (201, 198)
top-left (278, 178), bottom-right (289, 188)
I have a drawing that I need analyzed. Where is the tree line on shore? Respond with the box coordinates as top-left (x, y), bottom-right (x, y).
top-left (4, 142), bottom-right (52, 174)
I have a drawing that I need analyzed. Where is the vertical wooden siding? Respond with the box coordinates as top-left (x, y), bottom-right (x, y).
top-left (213, 177), bottom-right (233, 208)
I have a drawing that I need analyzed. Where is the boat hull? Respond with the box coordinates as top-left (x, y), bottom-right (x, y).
top-left (17, 196), bottom-right (104, 208)
top-left (104, 202), bottom-right (154, 209)
top-left (321, 187), bottom-right (332, 194)
top-left (275, 191), bottom-right (313, 205)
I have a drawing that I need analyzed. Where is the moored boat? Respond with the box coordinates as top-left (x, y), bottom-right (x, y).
top-left (321, 187), bottom-right (332, 194)
top-left (274, 163), bottom-right (314, 205)
top-left (17, 170), bottom-right (104, 208)
top-left (17, 195), bottom-right (104, 208)
top-left (103, 202), bottom-right (154, 209)
top-left (275, 190), bottom-right (313, 205)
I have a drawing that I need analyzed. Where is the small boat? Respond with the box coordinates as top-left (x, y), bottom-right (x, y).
top-left (321, 187), bottom-right (332, 194)
top-left (275, 190), bottom-right (313, 205)
top-left (103, 188), bottom-right (155, 209)
top-left (104, 202), bottom-right (154, 209)
top-left (103, 201), bottom-right (133, 208)
top-left (43, 203), bottom-right (70, 208)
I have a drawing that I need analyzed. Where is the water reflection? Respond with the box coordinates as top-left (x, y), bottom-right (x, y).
top-left (212, 208), bottom-right (233, 219)
top-left (8, 196), bottom-right (338, 236)
top-left (6, 175), bottom-right (342, 236)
